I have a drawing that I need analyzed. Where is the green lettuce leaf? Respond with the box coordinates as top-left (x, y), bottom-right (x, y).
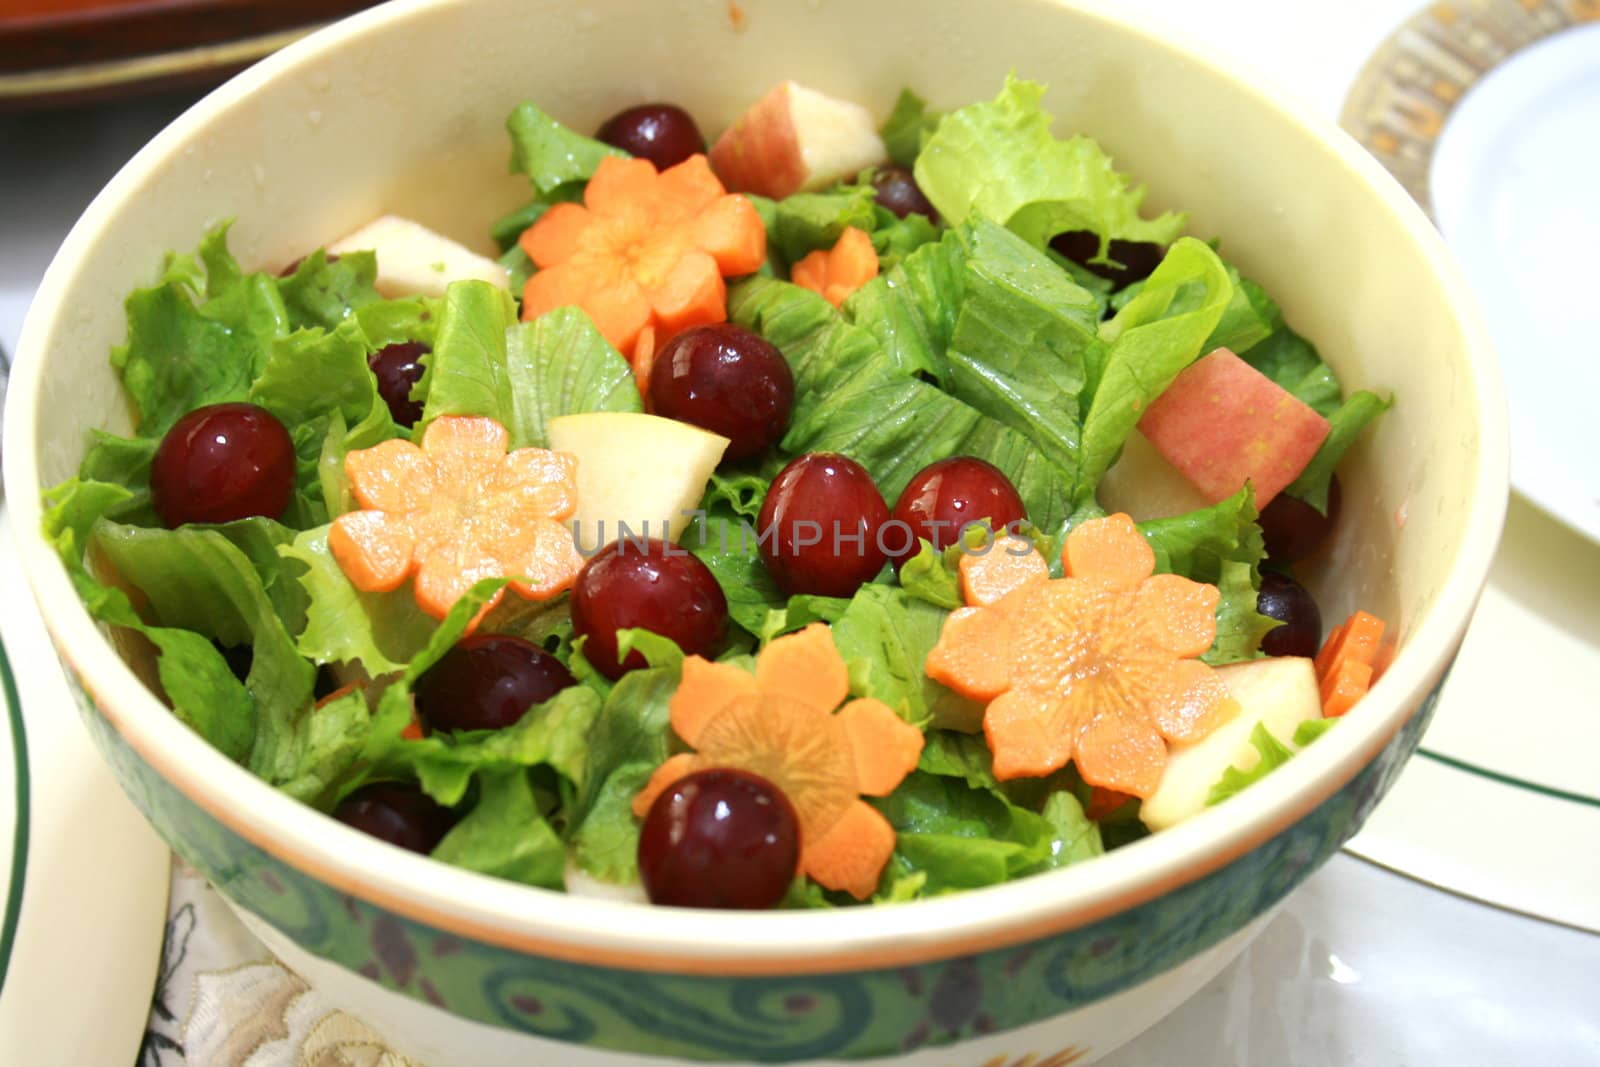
top-left (506, 101), bottom-right (627, 196)
top-left (275, 249), bottom-right (381, 331)
top-left (420, 283), bottom-right (640, 446)
top-left (880, 88), bottom-right (941, 169)
top-left (1285, 390), bottom-right (1390, 513)
top-left (771, 185), bottom-right (879, 265)
top-left (1078, 237), bottom-right (1234, 495)
top-left (1206, 721), bottom-right (1295, 806)
top-left (279, 525), bottom-right (437, 676)
top-left (432, 767), bottom-right (567, 888)
top-left (898, 539), bottom-right (963, 610)
top-left (841, 231), bottom-right (965, 382)
top-left (913, 76), bottom-right (1185, 256)
top-left (828, 584), bottom-right (952, 729)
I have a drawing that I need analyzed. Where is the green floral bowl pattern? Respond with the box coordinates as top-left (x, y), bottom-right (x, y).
top-left (73, 657), bottom-right (1443, 1061)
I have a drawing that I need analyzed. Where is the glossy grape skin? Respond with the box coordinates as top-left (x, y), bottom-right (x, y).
top-left (870, 165), bottom-right (937, 220)
top-left (332, 782), bottom-right (454, 854)
top-left (757, 452), bottom-right (890, 598)
top-left (595, 103), bottom-right (706, 170)
top-left (1258, 571), bottom-right (1323, 658)
top-left (413, 634), bottom-right (576, 733)
top-left (1049, 230), bottom-right (1165, 290)
top-left (649, 324), bottom-right (794, 461)
top-left (150, 402), bottom-right (296, 528)
top-left (637, 768), bottom-right (801, 909)
top-left (889, 456), bottom-right (1027, 565)
top-left (1260, 477), bottom-right (1342, 565)
top-left (571, 539), bottom-right (728, 680)
top-left (368, 341), bottom-right (430, 427)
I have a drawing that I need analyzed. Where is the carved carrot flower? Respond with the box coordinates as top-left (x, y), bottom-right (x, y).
top-left (633, 624), bottom-right (924, 900)
top-left (519, 154), bottom-right (767, 358)
top-left (927, 515), bottom-right (1236, 796)
top-left (329, 415), bottom-right (584, 620)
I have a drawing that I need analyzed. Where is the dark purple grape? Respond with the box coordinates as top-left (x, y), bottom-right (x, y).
top-left (1049, 231), bottom-right (1165, 289)
top-left (368, 341), bottom-right (430, 427)
top-left (333, 782), bottom-right (454, 854)
top-left (649, 324), bottom-right (793, 461)
top-left (595, 103), bottom-right (706, 170)
top-left (1258, 571), bottom-right (1322, 658)
top-left (638, 768), bottom-right (801, 909)
top-left (150, 402), bottom-right (296, 528)
top-left (889, 456), bottom-right (1027, 566)
top-left (1260, 477), bottom-right (1342, 565)
top-left (413, 633), bottom-right (576, 733)
top-left (757, 452), bottom-right (890, 598)
top-left (870, 165), bottom-right (937, 221)
top-left (571, 539), bottom-right (728, 680)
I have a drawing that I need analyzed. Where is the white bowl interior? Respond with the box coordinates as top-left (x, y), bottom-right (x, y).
top-left (3, 0), bottom-right (1505, 966)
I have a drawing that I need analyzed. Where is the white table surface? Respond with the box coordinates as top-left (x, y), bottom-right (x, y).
top-left (2, 3), bottom-right (1598, 1065)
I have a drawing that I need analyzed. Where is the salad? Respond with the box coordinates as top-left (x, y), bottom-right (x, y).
top-left (42, 77), bottom-right (1390, 909)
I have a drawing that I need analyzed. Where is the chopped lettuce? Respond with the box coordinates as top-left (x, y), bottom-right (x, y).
top-left (913, 76), bottom-right (1185, 256)
top-left (419, 283), bottom-right (640, 446)
top-left (880, 88), bottom-right (941, 169)
top-left (771, 185), bottom-right (879, 265)
top-left (432, 767), bottom-right (567, 888)
top-left (827, 584), bottom-right (952, 729)
top-left (1286, 390), bottom-right (1390, 513)
top-left (506, 101), bottom-right (627, 198)
top-left (1206, 721), bottom-right (1293, 806)
top-left (1078, 237), bottom-right (1234, 495)
top-left (275, 249), bottom-right (382, 331)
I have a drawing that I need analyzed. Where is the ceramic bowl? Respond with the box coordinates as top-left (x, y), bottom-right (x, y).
top-left (1, 0), bottom-right (1506, 1063)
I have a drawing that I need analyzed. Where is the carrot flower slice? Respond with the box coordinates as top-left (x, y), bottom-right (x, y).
top-left (329, 415), bottom-right (584, 621)
top-left (926, 514), bottom-right (1236, 797)
top-left (633, 624), bottom-right (924, 900)
top-left (518, 154), bottom-right (767, 358)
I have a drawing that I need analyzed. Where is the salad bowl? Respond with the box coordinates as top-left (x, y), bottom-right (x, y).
top-left (1, 0), bottom-right (1505, 1063)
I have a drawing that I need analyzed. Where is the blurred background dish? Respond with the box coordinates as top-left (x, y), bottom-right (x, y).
top-left (0, 0), bottom-right (377, 111)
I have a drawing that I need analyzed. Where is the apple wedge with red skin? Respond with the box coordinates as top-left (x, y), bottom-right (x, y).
top-left (1137, 348), bottom-right (1331, 508)
top-left (710, 81), bottom-right (886, 200)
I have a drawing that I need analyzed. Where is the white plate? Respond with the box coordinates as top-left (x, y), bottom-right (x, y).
top-left (1429, 23), bottom-right (1600, 545)
top-left (0, 508), bottom-right (171, 1063)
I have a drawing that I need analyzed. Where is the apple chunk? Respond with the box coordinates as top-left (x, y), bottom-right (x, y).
top-left (1097, 428), bottom-right (1212, 521)
top-left (710, 81), bottom-right (887, 200)
top-left (1137, 348), bottom-right (1330, 508)
top-left (546, 412), bottom-right (729, 552)
top-left (1140, 656), bottom-right (1324, 831)
top-left (327, 215), bottom-right (509, 298)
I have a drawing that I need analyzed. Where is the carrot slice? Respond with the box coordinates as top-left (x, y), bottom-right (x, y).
top-left (1321, 658), bottom-right (1373, 718)
top-left (958, 536), bottom-right (1048, 606)
top-left (330, 415), bottom-right (584, 621)
top-left (516, 152), bottom-right (767, 360)
top-left (791, 226), bottom-right (879, 308)
top-left (927, 513), bottom-right (1232, 797)
top-left (630, 324), bottom-right (657, 402)
top-left (634, 622), bottom-right (923, 898)
top-left (1086, 787), bottom-right (1134, 821)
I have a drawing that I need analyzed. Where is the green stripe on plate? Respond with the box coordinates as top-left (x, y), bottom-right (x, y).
top-left (1417, 747), bottom-right (1600, 810)
top-left (0, 632), bottom-right (30, 999)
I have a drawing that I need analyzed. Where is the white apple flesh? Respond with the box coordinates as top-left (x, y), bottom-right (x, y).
top-left (546, 412), bottom-right (730, 552)
top-left (1140, 656), bottom-right (1324, 831)
top-left (327, 214), bottom-right (509, 299)
top-left (1097, 428), bottom-right (1212, 521)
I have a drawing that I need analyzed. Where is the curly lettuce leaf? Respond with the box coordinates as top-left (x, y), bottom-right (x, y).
top-left (1285, 390), bottom-right (1390, 513)
top-left (275, 249), bottom-right (382, 331)
top-left (506, 101), bottom-right (628, 197)
top-left (1078, 237), bottom-right (1234, 496)
top-left (827, 584), bottom-right (953, 729)
top-left (432, 767), bottom-right (567, 888)
top-left (913, 76), bottom-right (1185, 256)
top-left (420, 283), bottom-right (640, 446)
top-left (1206, 721), bottom-right (1295, 806)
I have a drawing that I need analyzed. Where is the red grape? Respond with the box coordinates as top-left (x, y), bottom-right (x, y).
top-left (1260, 477), bottom-right (1342, 564)
top-left (571, 539), bottom-right (728, 679)
top-left (368, 341), bottom-right (430, 427)
top-left (637, 768), bottom-right (801, 909)
top-left (889, 456), bottom-right (1027, 566)
top-left (595, 103), bottom-right (705, 170)
top-left (1049, 231), bottom-right (1165, 289)
top-left (649, 324), bottom-right (794, 461)
top-left (870, 165), bottom-right (937, 221)
top-left (1258, 571), bottom-right (1323, 658)
top-left (150, 402), bottom-right (295, 528)
top-left (758, 452), bottom-right (890, 597)
top-left (333, 782), bottom-right (454, 854)
top-left (413, 633), bottom-right (575, 733)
